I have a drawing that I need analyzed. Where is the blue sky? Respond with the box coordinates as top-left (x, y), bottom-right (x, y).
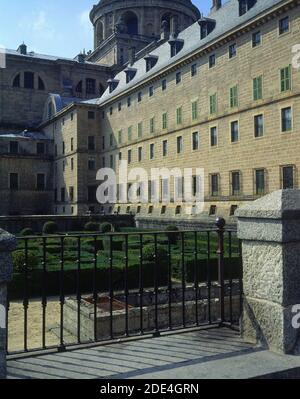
top-left (0, 0), bottom-right (211, 58)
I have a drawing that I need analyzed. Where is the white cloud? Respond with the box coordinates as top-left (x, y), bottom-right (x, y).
top-left (33, 11), bottom-right (47, 32)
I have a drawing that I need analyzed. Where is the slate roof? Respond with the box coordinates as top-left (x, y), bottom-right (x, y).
top-left (98, 0), bottom-right (286, 105)
top-left (0, 130), bottom-right (50, 141)
top-left (5, 49), bottom-right (106, 66)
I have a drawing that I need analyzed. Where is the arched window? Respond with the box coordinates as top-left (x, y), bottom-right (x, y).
top-left (13, 74), bottom-right (21, 88)
top-left (161, 13), bottom-right (171, 33)
top-left (86, 78), bottom-right (96, 95)
top-left (95, 20), bottom-right (104, 46)
top-left (76, 81), bottom-right (83, 93)
top-left (24, 71), bottom-right (34, 89)
top-left (38, 76), bottom-right (45, 90)
top-left (122, 11), bottom-right (138, 35)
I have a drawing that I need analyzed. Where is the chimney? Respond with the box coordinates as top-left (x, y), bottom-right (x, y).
top-left (128, 47), bottom-right (136, 66)
top-left (211, 0), bottom-right (222, 12)
top-left (17, 43), bottom-right (27, 55)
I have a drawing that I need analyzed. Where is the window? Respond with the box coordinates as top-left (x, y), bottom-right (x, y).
top-left (9, 173), bottom-right (19, 190)
top-left (163, 140), bottom-right (168, 157)
top-left (279, 16), bottom-right (289, 35)
top-left (211, 174), bottom-right (219, 197)
top-left (69, 187), bottom-right (74, 202)
top-left (76, 81), bottom-right (83, 93)
top-left (86, 78), bottom-right (96, 95)
top-left (88, 158), bottom-right (96, 171)
top-left (88, 111), bottom-right (95, 120)
top-left (239, 0), bottom-right (257, 16)
top-left (118, 130), bottom-right (122, 144)
top-left (280, 66), bottom-right (291, 92)
top-left (128, 150), bottom-right (132, 164)
top-left (88, 136), bottom-right (95, 151)
top-left (38, 77), bottom-right (45, 90)
top-left (71, 138), bottom-right (74, 152)
top-left (9, 141), bottom-right (19, 154)
top-left (191, 64), bottom-right (197, 77)
top-left (229, 43), bottom-right (237, 59)
top-left (192, 132), bottom-right (199, 151)
top-left (281, 166), bottom-right (295, 189)
top-left (87, 186), bottom-right (97, 203)
top-left (281, 107), bottom-right (292, 132)
top-left (71, 113), bottom-right (74, 121)
top-left (102, 136), bottom-right (105, 150)
top-left (176, 107), bottom-right (182, 125)
top-left (149, 86), bottom-right (154, 97)
top-left (192, 101), bottom-right (198, 120)
top-left (13, 74), bottom-right (20, 88)
top-left (175, 206), bottom-right (182, 215)
top-left (231, 171), bottom-right (241, 196)
top-left (209, 94), bottom-right (217, 114)
top-left (110, 107), bottom-right (113, 115)
top-left (253, 76), bottom-right (263, 100)
top-left (128, 126), bottom-right (133, 141)
top-left (252, 31), bottom-right (261, 47)
top-left (37, 142), bottom-right (45, 155)
top-left (150, 117), bottom-right (155, 134)
top-left (162, 113), bottom-right (168, 129)
top-left (150, 144), bottom-right (155, 160)
top-left (71, 158), bottom-right (74, 171)
top-left (177, 136), bottom-right (183, 154)
top-left (210, 127), bottom-right (218, 147)
top-left (119, 152), bottom-right (122, 161)
top-left (170, 39), bottom-right (184, 58)
top-left (255, 169), bottom-right (266, 196)
top-left (138, 122), bottom-right (143, 138)
top-left (209, 54), bottom-right (216, 68)
top-left (138, 147), bottom-right (143, 162)
top-left (254, 114), bottom-right (264, 138)
top-left (118, 102), bottom-right (122, 111)
top-left (231, 121), bottom-right (239, 143)
top-left (209, 205), bottom-right (217, 216)
top-left (161, 206), bottom-right (167, 215)
top-left (138, 92), bottom-right (142, 102)
top-left (127, 97), bottom-right (131, 107)
top-left (37, 174), bottom-right (46, 191)
top-left (24, 72), bottom-right (34, 89)
top-left (61, 187), bottom-right (66, 203)
top-left (162, 79), bottom-right (167, 91)
top-left (229, 205), bottom-right (237, 216)
top-left (230, 86), bottom-right (238, 108)
top-left (176, 71), bottom-right (181, 84)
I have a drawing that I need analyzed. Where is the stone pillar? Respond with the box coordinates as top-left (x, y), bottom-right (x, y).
top-left (237, 190), bottom-right (300, 354)
top-left (0, 229), bottom-right (16, 379)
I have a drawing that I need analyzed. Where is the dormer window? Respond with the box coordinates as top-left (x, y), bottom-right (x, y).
top-left (144, 54), bottom-right (159, 72)
top-left (107, 79), bottom-right (119, 93)
top-left (125, 67), bottom-right (137, 84)
top-left (169, 38), bottom-right (184, 58)
top-left (198, 18), bottom-right (216, 40)
top-left (238, 0), bottom-right (257, 16)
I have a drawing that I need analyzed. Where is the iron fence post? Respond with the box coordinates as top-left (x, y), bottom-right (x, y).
top-left (216, 218), bottom-right (225, 325)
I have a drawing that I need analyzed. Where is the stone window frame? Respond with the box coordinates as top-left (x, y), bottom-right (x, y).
top-left (229, 170), bottom-right (242, 197)
top-left (253, 168), bottom-right (268, 196)
top-left (209, 125), bottom-right (218, 148)
top-left (8, 172), bottom-right (19, 191)
top-left (176, 107), bottom-right (183, 125)
top-left (252, 30), bottom-right (262, 48)
top-left (280, 65), bottom-right (292, 93)
top-left (191, 131), bottom-right (200, 152)
top-left (229, 119), bottom-right (240, 144)
top-left (280, 105), bottom-right (293, 133)
top-left (280, 164), bottom-right (297, 190)
top-left (176, 135), bottom-right (183, 155)
top-left (36, 173), bottom-right (46, 191)
top-left (228, 43), bottom-right (237, 59)
top-left (229, 85), bottom-right (238, 108)
top-left (210, 173), bottom-right (221, 197)
top-left (253, 75), bottom-right (263, 101)
top-left (253, 112), bottom-right (265, 139)
top-left (278, 15), bottom-right (290, 36)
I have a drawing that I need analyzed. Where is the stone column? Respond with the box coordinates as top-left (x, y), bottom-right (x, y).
top-left (0, 229), bottom-right (16, 379)
top-left (237, 190), bottom-right (300, 354)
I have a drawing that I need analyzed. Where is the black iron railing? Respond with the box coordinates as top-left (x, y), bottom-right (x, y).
top-left (6, 219), bottom-right (243, 356)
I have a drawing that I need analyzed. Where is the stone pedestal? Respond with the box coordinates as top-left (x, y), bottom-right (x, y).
top-left (237, 190), bottom-right (300, 354)
top-left (0, 229), bottom-right (16, 379)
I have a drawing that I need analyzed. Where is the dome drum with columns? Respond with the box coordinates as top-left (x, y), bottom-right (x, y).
top-left (90, 0), bottom-right (200, 51)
